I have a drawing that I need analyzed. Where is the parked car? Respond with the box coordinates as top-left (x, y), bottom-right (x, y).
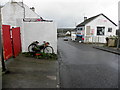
top-left (63, 37), bottom-right (68, 41)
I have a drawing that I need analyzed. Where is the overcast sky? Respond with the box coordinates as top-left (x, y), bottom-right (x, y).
top-left (0, 0), bottom-right (120, 28)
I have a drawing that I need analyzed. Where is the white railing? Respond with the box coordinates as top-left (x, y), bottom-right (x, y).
top-left (84, 36), bottom-right (108, 46)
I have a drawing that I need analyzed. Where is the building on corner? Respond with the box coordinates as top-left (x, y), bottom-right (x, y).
top-left (76, 13), bottom-right (117, 43)
top-left (1, 1), bottom-right (57, 54)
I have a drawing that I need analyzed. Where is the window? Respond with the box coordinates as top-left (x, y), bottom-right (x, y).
top-left (77, 27), bottom-right (83, 31)
top-left (108, 28), bottom-right (112, 32)
top-left (80, 28), bottom-right (83, 30)
top-left (97, 27), bottom-right (105, 35)
top-left (86, 26), bottom-right (91, 35)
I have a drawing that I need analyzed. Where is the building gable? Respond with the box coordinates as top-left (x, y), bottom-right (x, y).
top-left (76, 13), bottom-right (117, 27)
top-left (1, 2), bottom-right (40, 26)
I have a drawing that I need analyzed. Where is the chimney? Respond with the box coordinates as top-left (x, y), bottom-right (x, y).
top-left (30, 7), bottom-right (35, 12)
top-left (84, 17), bottom-right (87, 21)
top-left (11, 0), bottom-right (17, 2)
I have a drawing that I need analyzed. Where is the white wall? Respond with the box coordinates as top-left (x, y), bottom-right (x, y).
top-left (84, 15), bottom-right (117, 43)
top-left (21, 22), bottom-right (57, 54)
top-left (1, 2), bottom-right (39, 27)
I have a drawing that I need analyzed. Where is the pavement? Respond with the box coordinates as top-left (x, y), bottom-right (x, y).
top-left (93, 45), bottom-right (120, 55)
top-left (2, 54), bottom-right (59, 88)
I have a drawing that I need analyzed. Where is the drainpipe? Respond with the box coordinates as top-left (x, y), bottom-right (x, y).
top-left (22, 1), bottom-right (25, 19)
top-left (16, 1), bottom-right (25, 19)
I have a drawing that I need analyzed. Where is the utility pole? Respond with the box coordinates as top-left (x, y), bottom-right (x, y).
top-left (117, 23), bottom-right (120, 49)
top-left (117, 2), bottom-right (120, 49)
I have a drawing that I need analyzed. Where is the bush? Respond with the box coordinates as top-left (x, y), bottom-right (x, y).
top-left (22, 52), bottom-right (57, 60)
top-left (105, 35), bottom-right (118, 47)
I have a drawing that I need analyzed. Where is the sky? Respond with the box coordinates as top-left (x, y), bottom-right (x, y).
top-left (0, 0), bottom-right (120, 28)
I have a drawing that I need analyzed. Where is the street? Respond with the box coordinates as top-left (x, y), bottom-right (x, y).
top-left (58, 37), bottom-right (119, 88)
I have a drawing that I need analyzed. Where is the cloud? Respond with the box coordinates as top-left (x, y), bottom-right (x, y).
top-left (35, 1), bottom-right (118, 27)
top-left (1, 0), bottom-right (119, 27)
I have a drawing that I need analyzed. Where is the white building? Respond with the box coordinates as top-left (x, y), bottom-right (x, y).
top-left (76, 13), bottom-right (117, 43)
top-left (71, 31), bottom-right (76, 41)
top-left (65, 31), bottom-right (71, 35)
top-left (1, 1), bottom-right (57, 54)
top-left (1, 1), bottom-right (40, 27)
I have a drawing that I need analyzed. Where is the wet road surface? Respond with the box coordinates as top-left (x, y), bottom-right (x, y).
top-left (58, 38), bottom-right (119, 88)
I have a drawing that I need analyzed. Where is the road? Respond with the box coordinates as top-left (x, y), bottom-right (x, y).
top-left (58, 37), bottom-right (119, 88)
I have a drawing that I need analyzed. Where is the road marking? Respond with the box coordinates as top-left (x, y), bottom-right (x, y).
top-left (47, 75), bottom-right (56, 80)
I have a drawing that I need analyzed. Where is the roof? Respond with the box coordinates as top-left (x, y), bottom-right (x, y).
top-left (76, 13), bottom-right (117, 27)
top-left (0, 5), bottom-right (4, 8)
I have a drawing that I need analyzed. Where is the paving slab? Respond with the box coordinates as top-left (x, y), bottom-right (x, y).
top-left (2, 54), bottom-right (58, 88)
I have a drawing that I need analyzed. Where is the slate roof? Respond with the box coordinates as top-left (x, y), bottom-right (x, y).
top-left (76, 13), bottom-right (117, 27)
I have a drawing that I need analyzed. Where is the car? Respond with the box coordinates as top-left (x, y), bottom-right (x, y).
top-left (63, 37), bottom-right (68, 41)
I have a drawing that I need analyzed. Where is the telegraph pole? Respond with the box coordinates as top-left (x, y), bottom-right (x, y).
top-left (117, 23), bottom-right (120, 49)
top-left (117, 2), bottom-right (120, 49)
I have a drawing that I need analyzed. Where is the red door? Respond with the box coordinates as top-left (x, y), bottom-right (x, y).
top-left (2, 25), bottom-right (13, 60)
top-left (12, 27), bottom-right (21, 57)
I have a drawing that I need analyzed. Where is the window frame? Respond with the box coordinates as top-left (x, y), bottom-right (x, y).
top-left (108, 28), bottom-right (112, 32)
top-left (97, 27), bottom-right (105, 36)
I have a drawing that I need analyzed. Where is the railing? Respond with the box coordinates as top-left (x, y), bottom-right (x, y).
top-left (84, 36), bottom-right (107, 46)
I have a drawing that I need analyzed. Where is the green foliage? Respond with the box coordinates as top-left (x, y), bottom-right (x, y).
top-left (36, 53), bottom-right (57, 60)
top-left (22, 52), bottom-right (34, 57)
top-left (107, 35), bottom-right (118, 39)
top-left (22, 52), bottom-right (57, 60)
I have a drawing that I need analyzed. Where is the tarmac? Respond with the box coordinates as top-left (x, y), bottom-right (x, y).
top-left (93, 45), bottom-right (120, 55)
top-left (2, 54), bottom-right (59, 88)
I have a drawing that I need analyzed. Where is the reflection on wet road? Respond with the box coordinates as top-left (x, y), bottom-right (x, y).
top-left (58, 38), bottom-right (119, 88)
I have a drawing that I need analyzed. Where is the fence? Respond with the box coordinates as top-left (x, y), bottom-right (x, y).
top-left (84, 36), bottom-right (107, 46)
top-left (2, 25), bottom-right (21, 60)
